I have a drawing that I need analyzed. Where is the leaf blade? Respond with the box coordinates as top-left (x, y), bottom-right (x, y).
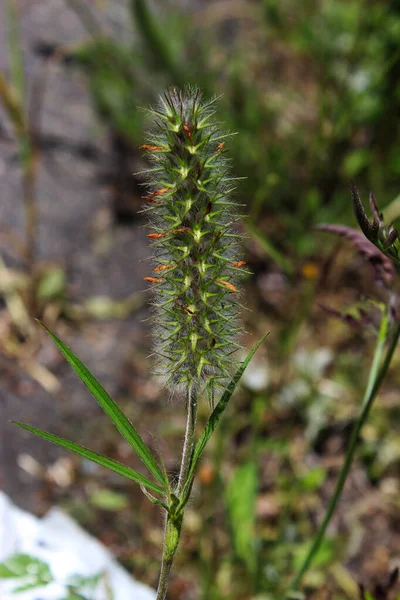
top-left (13, 421), bottom-right (165, 495)
top-left (38, 321), bottom-right (166, 488)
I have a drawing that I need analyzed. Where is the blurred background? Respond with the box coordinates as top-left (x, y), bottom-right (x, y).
top-left (1, 0), bottom-right (400, 598)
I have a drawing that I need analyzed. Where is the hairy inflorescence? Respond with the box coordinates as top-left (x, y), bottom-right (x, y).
top-left (141, 87), bottom-right (247, 401)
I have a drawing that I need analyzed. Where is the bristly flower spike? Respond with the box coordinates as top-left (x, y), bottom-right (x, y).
top-left (141, 86), bottom-right (245, 402)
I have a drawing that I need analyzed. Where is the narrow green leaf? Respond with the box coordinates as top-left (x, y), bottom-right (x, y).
top-left (13, 421), bottom-right (165, 495)
top-left (37, 321), bottom-right (166, 488)
top-left (183, 333), bottom-right (269, 495)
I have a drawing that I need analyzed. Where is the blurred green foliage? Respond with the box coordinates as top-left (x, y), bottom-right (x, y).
top-left (68, 0), bottom-right (400, 257)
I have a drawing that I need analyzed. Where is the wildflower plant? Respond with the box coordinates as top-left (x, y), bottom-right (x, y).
top-left (12, 84), bottom-right (400, 600)
top-left (288, 185), bottom-right (400, 596)
top-left (141, 86), bottom-right (246, 401)
top-left (12, 87), bottom-right (267, 600)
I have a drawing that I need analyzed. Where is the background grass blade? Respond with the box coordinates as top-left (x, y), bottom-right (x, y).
top-left (39, 321), bottom-right (166, 488)
top-left (225, 461), bottom-right (258, 576)
top-left (13, 421), bottom-right (165, 495)
top-left (183, 333), bottom-right (269, 495)
top-left (245, 222), bottom-right (294, 275)
top-left (130, 0), bottom-right (184, 87)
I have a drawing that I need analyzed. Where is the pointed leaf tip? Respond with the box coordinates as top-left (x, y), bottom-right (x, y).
top-left (39, 325), bottom-right (167, 488)
top-left (12, 421), bottom-right (165, 495)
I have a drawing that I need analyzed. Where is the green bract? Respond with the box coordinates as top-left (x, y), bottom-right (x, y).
top-left (142, 87), bottom-right (246, 400)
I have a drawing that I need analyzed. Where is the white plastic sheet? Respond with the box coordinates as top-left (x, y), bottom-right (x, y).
top-left (0, 492), bottom-right (156, 600)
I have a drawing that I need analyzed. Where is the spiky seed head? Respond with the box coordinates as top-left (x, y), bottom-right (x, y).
top-left (141, 86), bottom-right (246, 401)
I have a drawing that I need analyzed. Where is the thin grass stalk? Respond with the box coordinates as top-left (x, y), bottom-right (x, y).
top-left (6, 0), bottom-right (25, 106)
top-left (177, 385), bottom-right (198, 495)
top-left (156, 512), bottom-right (180, 600)
top-left (131, 0), bottom-right (185, 87)
top-left (289, 309), bottom-right (400, 594)
top-left (156, 386), bottom-right (198, 599)
top-left (156, 548), bottom-right (173, 600)
top-left (4, 1), bottom-right (40, 315)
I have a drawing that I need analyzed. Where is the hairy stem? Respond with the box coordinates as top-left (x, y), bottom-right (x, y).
top-left (177, 385), bottom-right (198, 496)
top-left (156, 542), bottom-right (174, 600)
top-left (289, 311), bottom-right (400, 593)
top-left (156, 386), bottom-right (198, 599)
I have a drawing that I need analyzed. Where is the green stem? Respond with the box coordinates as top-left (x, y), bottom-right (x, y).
top-left (6, 0), bottom-right (25, 105)
top-left (5, 1), bottom-right (39, 314)
top-left (156, 522), bottom-right (175, 600)
top-left (177, 385), bottom-right (198, 496)
top-left (156, 386), bottom-right (198, 599)
top-left (289, 310), bottom-right (400, 593)
top-left (156, 514), bottom-right (182, 600)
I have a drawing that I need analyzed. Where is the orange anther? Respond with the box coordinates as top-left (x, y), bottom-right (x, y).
top-left (153, 264), bottom-right (173, 272)
top-left (216, 142), bottom-right (225, 152)
top-left (144, 277), bottom-right (164, 284)
top-left (183, 123), bottom-right (192, 138)
top-left (231, 261), bottom-right (247, 268)
top-left (218, 280), bottom-right (238, 292)
top-left (147, 232), bottom-right (167, 239)
top-left (140, 144), bottom-right (166, 151)
top-left (143, 187), bottom-right (169, 202)
top-left (153, 187), bottom-right (169, 196)
top-left (174, 227), bottom-right (191, 233)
